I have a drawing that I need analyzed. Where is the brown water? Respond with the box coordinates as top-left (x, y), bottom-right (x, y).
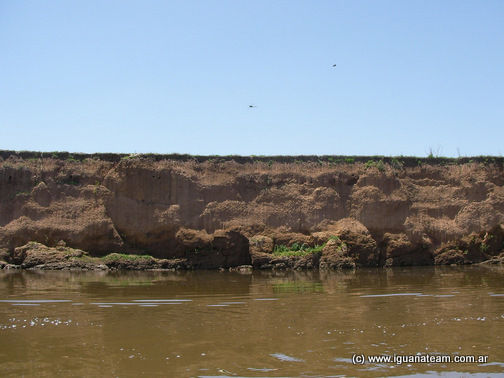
top-left (1, 266), bottom-right (504, 377)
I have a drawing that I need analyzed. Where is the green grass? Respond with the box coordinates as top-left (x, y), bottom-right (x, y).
top-left (365, 159), bottom-right (386, 172)
top-left (273, 242), bottom-right (325, 257)
top-left (120, 154), bottom-right (140, 160)
top-left (365, 160), bottom-right (376, 169)
top-left (71, 253), bottom-right (155, 264)
top-left (272, 236), bottom-right (343, 257)
top-left (326, 157), bottom-right (355, 165)
top-left (71, 255), bottom-right (100, 263)
top-left (391, 158), bottom-right (403, 169)
top-left (102, 253), bottom-right (154, 262)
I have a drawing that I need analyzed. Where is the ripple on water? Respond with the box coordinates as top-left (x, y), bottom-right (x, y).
top-left (270, 353), bottom-right (304, 362)
top-left (393, 372), bottom-right (504, 377)
top-left (254, 298), bottom-right (279, 301)
top-left (91, 302), bottom-right (141, 306)
top-left (91, 301), bottom-right (186, 307)
top-left (0, 300), bottom-right (72, 303)
top-left (198, 376), bottom-right (290, 378)
top-left (132, 299), bottom-right (192, 302)
top-left (247, 367), bottom-right (278, 372)
top-left (219, 302), bottom-right (246, 305)
top-left (479, 362), bottom-right (504, 368)
top-left (360, 293), bottom-right (422, 298)
top-left (207, 302), bottom-right (246, 307)
top-left (11, 303), bottom-right (40, 306)
top-left (333, 357), bottom-right (353, 364)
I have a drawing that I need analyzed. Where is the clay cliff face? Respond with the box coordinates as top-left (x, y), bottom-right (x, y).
top-left (1, 153), bottom-right (504, 267)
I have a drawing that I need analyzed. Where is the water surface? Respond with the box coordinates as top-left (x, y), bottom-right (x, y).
top-left (1, 266), bottom-right (503, 377)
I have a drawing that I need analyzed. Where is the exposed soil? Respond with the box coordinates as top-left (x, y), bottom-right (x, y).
top-left (1, 151), bottom-right (504, 270)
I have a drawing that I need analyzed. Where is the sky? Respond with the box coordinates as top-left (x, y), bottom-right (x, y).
top-left (1, 0), bottom-right (503, 156)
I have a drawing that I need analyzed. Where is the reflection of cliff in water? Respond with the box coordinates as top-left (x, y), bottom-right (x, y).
top-left (1, 267), bottom-right (504, 376)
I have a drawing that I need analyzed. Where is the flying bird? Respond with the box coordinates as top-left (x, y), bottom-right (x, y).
top-left (249, 105), bottom-right (257, 108)
top-left (332, 64), bottom-right (337, 67)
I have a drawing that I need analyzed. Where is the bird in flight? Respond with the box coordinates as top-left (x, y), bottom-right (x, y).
top-left (332, 64), bottom-right (337, 67)
top-left (249, 105), bottom-right (257, 108)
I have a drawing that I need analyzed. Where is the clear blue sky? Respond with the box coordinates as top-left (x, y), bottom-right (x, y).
top-left (1, 0), bottom-right (503, 156)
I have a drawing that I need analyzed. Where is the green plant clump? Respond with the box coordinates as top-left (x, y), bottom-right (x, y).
top-left (102, 253), bottom-right (154, 262)
top-left (273, 242), bottom-right (324, 257)
top-left (365, 159), bottom-right (385, 172)
top-left (376, 160), bottom-right (385, 172)
top-left (391, 158), bottom-right (403, 170)
top-left (365, 160), bottom-right (376, 169)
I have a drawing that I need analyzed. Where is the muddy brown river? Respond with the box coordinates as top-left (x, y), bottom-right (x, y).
top-left (1, 266), bottom-right (503, 377)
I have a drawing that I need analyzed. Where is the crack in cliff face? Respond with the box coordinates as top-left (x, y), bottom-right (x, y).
top-left (1, 156), bottom-right (504, 267)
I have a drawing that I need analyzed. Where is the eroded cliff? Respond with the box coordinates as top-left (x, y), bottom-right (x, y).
top-left (1, 152), bottom-right (504, 269)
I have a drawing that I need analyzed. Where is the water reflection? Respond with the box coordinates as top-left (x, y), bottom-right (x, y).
top-left (0, 266), bottom-right (503, 377)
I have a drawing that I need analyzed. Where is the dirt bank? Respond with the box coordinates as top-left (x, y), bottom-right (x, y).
top-left (1, 151), bottom-right (504, 270)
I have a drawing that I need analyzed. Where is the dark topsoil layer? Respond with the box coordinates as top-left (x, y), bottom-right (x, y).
top-left (2, 149), bottom-right (504, 167)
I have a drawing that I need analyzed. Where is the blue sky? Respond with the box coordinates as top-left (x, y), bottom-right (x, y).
top-left (1, 0), bottom-right (503, 156)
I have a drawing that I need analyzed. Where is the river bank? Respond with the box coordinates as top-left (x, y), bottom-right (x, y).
top-left (1, 151), bottom-right (504, 271)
